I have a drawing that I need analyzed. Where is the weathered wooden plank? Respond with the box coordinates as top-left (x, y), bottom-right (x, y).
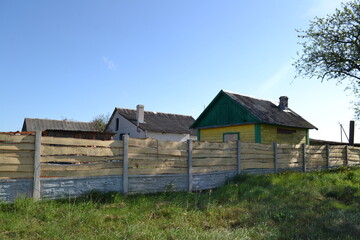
top-left (329, 159), bottom-right (345, 166)
top-left (41, 155), bottom-right (124, 163)
top-left (329, 153), bottom-right (345, 158)
top-left (0, 151), bottom-right (34, 164)
top-left (277, 163), bottom-right (302, 168)
top-left (192, 165), bottom-right (236, 173)
top-left (277, 152), bottom-right (302, 158)
top-left (128, 147), bottom-right (187, 156)
top-left (129, 159), bottom-right (187, 168)
top-left (241, 142), bottom-right (274, 151)
top-left (241, 154), bottom-right (274, 160)
top-left (193, 141), bottom-right (236, 150)
top-left (193, 158), bottom-right (237, 166)
top-left (240, 149), bottom-right (274, 155)
top-left (0, 164), bottom-right (34, 172)
top-left (0, 172), bottom-right (34, 179)
top-left (306, 145), bottom-right (326, 150)
top-left (277, 158), bottom-right (302, 164)
top-left (128, 138), bottom-right (158, 148)
top-left (307, 163), bottom-right (327, 168)
top-left (306, 151), bottom-right (327, 156)
top-left (329, 146), bottom-right (347, 150)
top-left (277, 144), bottom-right (303, 149)
top-left (307, 160), bottom-right (327, 165)
top-left (0, 150), bottom-right (34, 157)
top-left (348, 160), bottom-right (360, 165)
top-left (349, 151), bottom-right (360, 157)
top-left (129, 167), bottom-right (187, 175)
top-left (158, 149), bottom-right (187, 156)
top-left (42, 136), bottom-right (122, 148)
top-left (0, 134), bottom-right (35, 143)
top-left (0, 143), bottom-right (35, 151)
top-left (42, 145), bottom-right (123, 156)
top-left (348, 146), bottom-right (360, 151)
top-left (0, 157), bottom-right (34, 165)
top-left (193, 149), bottom-right (237, 159)
top-left (330, 147), bottom-right (345, 154)
top-left (348, 148), bottom-right (360, 157)
top-left (41, 168), bottom-right (123, 177)
top-left (41, 162), bottom-right (122, 171)
top-left (307, 157), bottom-right (327, 162)
top-left (193, 149), bottom-right (237, 155)
top-left (158, 139), bottom-right (188, 150)
top-left (348, 154), bottom-right (360, 160)
top-left (241, 158), bottom-right (274, 163)
top-left (307, 155), bottom-right (327, 160)
top-left (307, 156), bottom-right (327, 161)
top-left (128, 153), bottom-right (187, 161)
top-left (277, 149), bottom-right (302, 155)
top-left (241, 162), bottom-right (274, 169)
top-left (192, 152), bottom-right (237, 158)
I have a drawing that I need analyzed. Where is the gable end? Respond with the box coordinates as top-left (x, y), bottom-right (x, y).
top-left (191, 90), bottom-right (261, 129)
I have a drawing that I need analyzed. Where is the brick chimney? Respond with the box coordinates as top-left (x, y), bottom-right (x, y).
top-left (278, 96), bottom-right (288, 110)
top-left (136, 104), bottom-right (144, 125)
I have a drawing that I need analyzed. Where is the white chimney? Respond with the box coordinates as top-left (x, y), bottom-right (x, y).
top-left (278, 96), bottom-right (288, 110)
top-left (136, 104), bottom-right (144, 125)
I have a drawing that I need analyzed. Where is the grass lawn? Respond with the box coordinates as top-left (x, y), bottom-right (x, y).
top-left (1, 167), bottom-right (360, 239)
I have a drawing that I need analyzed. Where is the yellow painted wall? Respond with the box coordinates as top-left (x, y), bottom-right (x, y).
top-left (260, 125), bottom-right (307, 145)
top-left (199, 124), bottom-right (255, 142)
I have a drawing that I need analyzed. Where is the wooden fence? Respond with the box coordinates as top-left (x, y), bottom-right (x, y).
top-left (1, 132), bottom-right (360, 200)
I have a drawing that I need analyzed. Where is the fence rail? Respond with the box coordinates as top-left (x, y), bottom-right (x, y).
top-left (0, 132), bottom-right (359, 201)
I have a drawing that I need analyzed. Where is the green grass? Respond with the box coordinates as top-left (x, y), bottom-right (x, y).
top-left (1, 167), bottom-right (360, 239)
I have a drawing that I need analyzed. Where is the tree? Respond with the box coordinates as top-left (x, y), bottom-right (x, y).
top-left (294, 0), bottom-right (360, 118)
top-left (91, 113), bottom-right (110, 132)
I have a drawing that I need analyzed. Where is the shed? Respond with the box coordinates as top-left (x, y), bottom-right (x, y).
top-left (190, 90), bottom-right (317, 144)
top-left (22, 118), bottom-right (114, 140)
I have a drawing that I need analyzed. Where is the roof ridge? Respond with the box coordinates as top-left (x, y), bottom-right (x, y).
top-left (222, 90), bottom-right (275, 103)
top-left (25, 118), bottom-right (93, 124)
top-left (116, 107), bottom-right (194, 118)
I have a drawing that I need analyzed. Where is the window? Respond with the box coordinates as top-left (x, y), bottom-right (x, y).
top-left (277, 128), bottom-right (296, 134)
top-left (115, 118), bottom-right (119, 131)
top-left (223, 132), bottom-right (239, 142)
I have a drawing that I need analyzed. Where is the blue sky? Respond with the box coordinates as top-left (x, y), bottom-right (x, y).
top-left (1, 0), bottom-right (358, 142)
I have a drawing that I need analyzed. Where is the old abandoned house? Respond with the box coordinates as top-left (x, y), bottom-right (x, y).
top-left (190, 90), bottom-right (317, 144)
top-left (105, 105), bottom-right (197, 141)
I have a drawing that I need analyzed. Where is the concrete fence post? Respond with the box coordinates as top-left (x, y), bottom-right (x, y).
top-left (345, 145), bottom-right (349, 166)
top-left (273, 142), bottom-right (278, 173)
top-left (33, 131), bottom-right (41, 201)
top-left (237, 140), bottom-right (241, 174)
top-left (302, 143), bottom-right (307, 172)
top-left (188, 139), bottom-right (193, 192)
top-left (123, 134), bottom-right (129, 195)
top-left (326, 144), bottom-right (330, 170)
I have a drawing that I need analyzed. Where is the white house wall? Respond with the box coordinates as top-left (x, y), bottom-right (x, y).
top-left (107, 112), bottom-right (197, 141)
top-left (106, 112), bottom-right (145, 140)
